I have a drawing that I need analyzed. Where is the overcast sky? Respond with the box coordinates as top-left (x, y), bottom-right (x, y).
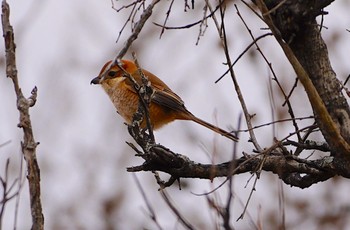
top-left (1, 1), bottom-right (350, 229)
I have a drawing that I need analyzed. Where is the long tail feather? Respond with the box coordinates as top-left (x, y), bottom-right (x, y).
top-left (189, 115), bottom-right (239, 142)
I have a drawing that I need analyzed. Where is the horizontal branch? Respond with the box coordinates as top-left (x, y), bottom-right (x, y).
top-left (127, 144), bottom-right (340, 189)
top-left (283, 140), bottom-right (330, 152)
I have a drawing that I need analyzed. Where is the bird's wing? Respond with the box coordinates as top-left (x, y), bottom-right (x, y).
top-left (123, 69), bottom-right (188, 113)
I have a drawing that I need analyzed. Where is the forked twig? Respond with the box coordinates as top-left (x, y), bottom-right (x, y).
top-left (116, 0), bottom-right (161, 61)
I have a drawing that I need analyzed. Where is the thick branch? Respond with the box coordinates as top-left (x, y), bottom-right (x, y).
top-left (289, 23), bottom-right (350, 153)
top-left (127, 144), bottom-right (341, 188)
top-left (257, 0), bottom-right (350, 157)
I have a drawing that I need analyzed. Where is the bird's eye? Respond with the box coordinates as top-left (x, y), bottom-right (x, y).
top-left (108, 71), bottom-right (117, 77)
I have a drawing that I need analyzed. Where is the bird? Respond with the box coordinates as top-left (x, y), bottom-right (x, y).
top-left (91, 59), bottom-right (238, 142)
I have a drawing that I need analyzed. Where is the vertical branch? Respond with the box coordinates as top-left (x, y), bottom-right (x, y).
top-left (1, 1), bottom-right (44, 230)
top-left (158, 0), bottom-right (175, 38)
top-left (278, 181), bottom-right (286, 230)
top-left (206, 0), bottom-right (263, 152)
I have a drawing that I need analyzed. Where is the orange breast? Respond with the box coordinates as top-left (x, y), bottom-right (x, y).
top-left (105, 80), bottom-right (179, 129)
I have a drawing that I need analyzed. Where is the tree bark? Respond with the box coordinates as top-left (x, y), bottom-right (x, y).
top-left (289, 22), bottom-right (350, 150)
top-left (267, 0), bottom-right (350, 157)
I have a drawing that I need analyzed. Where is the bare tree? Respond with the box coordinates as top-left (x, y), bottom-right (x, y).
top-left (112, 0), bottom-right (349, 190)
top-left (2, 0), bottom-right (349, 229)
top-left (104, 0), bottom-right (350, 228)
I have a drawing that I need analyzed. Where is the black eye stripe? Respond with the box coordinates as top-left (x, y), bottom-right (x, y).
top-left (108, 71), bottom-right (117, 77)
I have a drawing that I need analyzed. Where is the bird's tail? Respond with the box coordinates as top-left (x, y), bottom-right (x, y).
top-left (188, 114), bottom-right (239, 142)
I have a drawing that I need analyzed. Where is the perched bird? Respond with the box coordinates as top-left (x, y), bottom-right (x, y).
top-left (91, 59), bottom-right (238, 142)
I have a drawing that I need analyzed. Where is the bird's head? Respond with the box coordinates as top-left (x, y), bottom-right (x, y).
top-left (90, 59), bottom-right (137, 86)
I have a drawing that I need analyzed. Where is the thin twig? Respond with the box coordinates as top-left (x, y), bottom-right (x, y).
top-left (0, 158), bottom-right (23, 229)
top-left (340, 74), bottom-right (350, 97)
top-left (0, 140), bottom-right (11, 148)
top-left (160, 189), bottom-right (195, 230)
top-left (235, 4), bottom-right (303, 141)
top-left (158, 0), bottom-right (175, 38)
top-left (195, 3), bottom-right (208, 45)
top-left (272, 75), bottom-right (302, 141)
top-left (214, 32), bottom-right (272, 84)
top-left (282, 77), bottom-right (298, 106)
top-left (115, 2), bottom-right (138, 44)
top-left (222, 121), bottom-right (241, 229)
top-left (344, 74), bottom-right (350, 86)
top-left (278, 181), bottom-right (286, 230)
top-left (208, 0), bottom-right (263, 152)
top-left (112, 0), bottom-right (143, 12)
top-left (13, 153), bottom-right (25, 230)
top-left (237, 152), bottom-right (268, 221)
top-left (132, 173), bottom-right (163, 230)
top-left (284, 139), bottom-right (330, 152)
top-left (240, 0), bottom-right (264, 21)
top-left (116, 0), bottom-right (161, 61)
top-left (153, 3), bottom-right (222, 31)
top-left (0, 159), bottom-right (10, 225)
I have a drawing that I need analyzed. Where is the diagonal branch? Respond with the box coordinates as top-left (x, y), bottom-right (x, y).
top-left (116, 0), bottom-right (160, 61)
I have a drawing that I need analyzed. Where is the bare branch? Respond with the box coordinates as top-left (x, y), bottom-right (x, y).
top-left (132, 174), bottom-right (163, 230)
top-left (160, 189), bottom-right (195, 230)
top-left (153, 2), bottom-right (221, 31)
top-left (214, 32), bottom-right (273, 84)
top-left (116, 0), bottom-right (161, 61)
top-left (126, 142), bottom-right (341, 188)
top-left (1, 1), bottom-right (44, 229)
top-left (158, 0), bottom-right (175, 38)
top-left (238, 116), bottom-right (313, 133)
top-left (283, 140), bottom-right (330, 152)
top-left (206, 0), bottom-right (263, 152)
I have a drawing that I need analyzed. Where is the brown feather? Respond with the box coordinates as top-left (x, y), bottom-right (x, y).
top-left (123, 69), bottom-right (190, 118)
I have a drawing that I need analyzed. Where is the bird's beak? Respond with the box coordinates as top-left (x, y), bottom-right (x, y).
top-left (90, 76), bottom-right (101, 85)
